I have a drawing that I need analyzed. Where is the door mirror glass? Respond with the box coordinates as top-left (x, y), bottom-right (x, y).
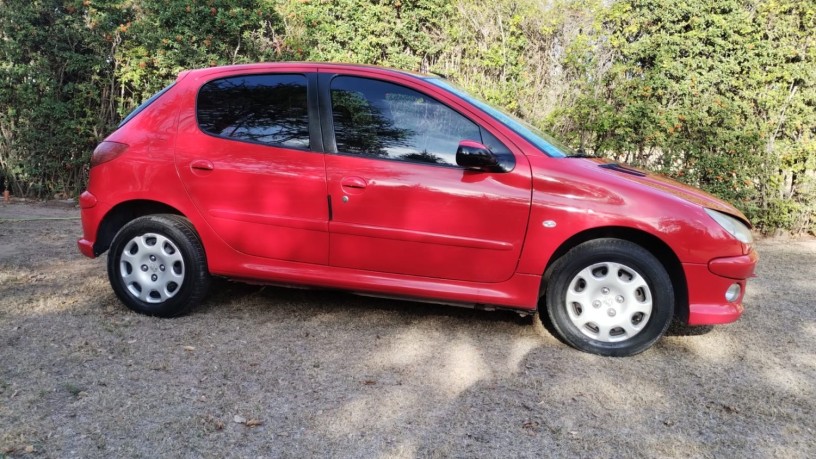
top-left (456, 140), bottom-right (504, 172)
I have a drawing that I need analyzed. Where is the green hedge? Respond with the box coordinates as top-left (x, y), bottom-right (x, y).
top-left (1, 0), bottom-right (813, 234)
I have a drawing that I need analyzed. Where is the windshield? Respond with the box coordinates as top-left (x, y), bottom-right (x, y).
top-left (426, 78), bottom-right (572, 157)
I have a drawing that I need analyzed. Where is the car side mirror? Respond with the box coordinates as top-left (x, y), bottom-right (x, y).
top-left (456, 140), bottom-right (502, 172)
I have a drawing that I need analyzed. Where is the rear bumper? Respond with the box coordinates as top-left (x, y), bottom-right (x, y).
top-left (77, 238), bottom-right (95, 258)
top-left (77, 191), bottom-right (103, 259)
top-left (684, 250), bottom-right (758, 325)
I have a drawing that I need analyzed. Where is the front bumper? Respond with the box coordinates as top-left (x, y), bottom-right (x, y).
top-left (683, 250), bottom-right (759, 325)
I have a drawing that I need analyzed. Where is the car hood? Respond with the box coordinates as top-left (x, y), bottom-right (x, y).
top-left (586, 158), bottom-right (751, 225)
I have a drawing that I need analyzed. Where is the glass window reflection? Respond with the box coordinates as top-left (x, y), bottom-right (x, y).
top-left (330, 76), bottom-right (484, 167)
top-left (197, 74), bottom-right (310, 149)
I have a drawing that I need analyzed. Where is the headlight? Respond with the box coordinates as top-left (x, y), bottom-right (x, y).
top-left (704, 209), bottom-right (753, 244)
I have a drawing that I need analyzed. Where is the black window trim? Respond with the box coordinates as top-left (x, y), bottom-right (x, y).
top-left (194, 72), bottom-right (323, 153)
top-left (319, 73), bottom-right (515, 172)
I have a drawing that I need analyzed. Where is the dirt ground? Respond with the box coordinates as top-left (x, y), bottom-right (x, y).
top-left (0, 201), bottom-right (813, 458)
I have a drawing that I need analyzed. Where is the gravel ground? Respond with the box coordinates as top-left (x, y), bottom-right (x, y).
top-left (0, 201), bottom-right (814, 458)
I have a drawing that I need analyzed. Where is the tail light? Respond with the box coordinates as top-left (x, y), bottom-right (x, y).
top-left (91, 141), bottom-right (129, 167)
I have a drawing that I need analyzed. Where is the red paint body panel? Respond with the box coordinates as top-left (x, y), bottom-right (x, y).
top-left (78, 191), bottom-right (97, 209)
top-left (222, 260), bottom-right (542, 309)
top-left (78, 62), bottom-right (757, 326)
top-left (325, 154), bottom-right (531, 282)
top-left (77, 238), bottom-right (95, 258)
top-left (684, 263), bottom-right (748, 325)
top-left (175, 118), bottom-right (330, 264)
top-left (709, 251), bottom-right (759, 279)
top-left (517, 155), bottom-right (747, 275)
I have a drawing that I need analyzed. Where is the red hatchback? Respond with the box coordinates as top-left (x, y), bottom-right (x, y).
top-left (78, 63), bottom-right (757, 356)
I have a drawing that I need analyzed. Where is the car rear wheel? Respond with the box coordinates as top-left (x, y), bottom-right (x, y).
top-left (107, 214), bottom-right (210, 317)
top-left (541, 238), bottom-right (674, 356)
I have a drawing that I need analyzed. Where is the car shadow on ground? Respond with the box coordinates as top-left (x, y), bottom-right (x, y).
top-left (197, 277), bottom-right (534, 327)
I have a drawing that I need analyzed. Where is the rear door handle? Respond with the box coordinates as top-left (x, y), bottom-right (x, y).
top-left (340, 176), bottom-right (367, 189)
top-left (190, 160), bottom-right (214, 171)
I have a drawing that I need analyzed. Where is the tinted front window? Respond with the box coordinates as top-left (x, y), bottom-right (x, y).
top-left (331, 76), bottom-right (482, 167)
top-left (197, 74), bottom-right (309, 149)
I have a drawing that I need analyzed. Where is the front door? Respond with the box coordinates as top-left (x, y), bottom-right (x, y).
top-left (175, 72), bottom-right (329, 264)
top-left (322, 74), bottom-right (532, 283)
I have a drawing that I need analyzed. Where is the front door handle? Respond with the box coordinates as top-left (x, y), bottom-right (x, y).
top-left (190, 159), bottom-right (214, 171)
top-left (340, 176), bottom-right (367, 190)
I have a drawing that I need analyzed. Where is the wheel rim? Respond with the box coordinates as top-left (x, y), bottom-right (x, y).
top-left (119, 233), bottom-right (185, 304)
top-left (564, 262), bottom-right (653, 343)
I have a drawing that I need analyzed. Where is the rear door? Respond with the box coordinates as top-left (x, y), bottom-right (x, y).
top-left (321, 72), bottom-right (532, 282)
top-left (175, 70), bottom-right (329, 264)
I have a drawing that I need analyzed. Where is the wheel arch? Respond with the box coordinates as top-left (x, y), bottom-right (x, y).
top-left (93, 200), bottom-right (185, 256)
top-left (541, 226), bottom-right (689, 323)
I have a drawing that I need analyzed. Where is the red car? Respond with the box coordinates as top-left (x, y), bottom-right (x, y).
top-left (78, 63), bottom-right (757, 356)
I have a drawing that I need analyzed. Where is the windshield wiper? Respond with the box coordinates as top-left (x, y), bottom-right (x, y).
top-left (566, 146), bottom-right (599, 158)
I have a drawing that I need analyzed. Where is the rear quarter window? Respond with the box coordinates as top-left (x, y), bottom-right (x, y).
top-left (119, 83), bottom-right (175, 128)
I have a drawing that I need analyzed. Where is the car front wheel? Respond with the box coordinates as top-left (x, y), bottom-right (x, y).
top-left (542, 238), bottom-right (674, 356)
top-left (107, 214), bottom-right (210, 317)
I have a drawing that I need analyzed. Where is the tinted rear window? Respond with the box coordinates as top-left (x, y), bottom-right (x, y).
top-left (197, 74), bottom-right (310, 149)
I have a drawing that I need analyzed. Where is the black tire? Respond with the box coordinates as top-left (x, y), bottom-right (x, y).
top-left (540, 239), bottom-right (674, 356)
top-left (107, 214), bottom-right (210, 317)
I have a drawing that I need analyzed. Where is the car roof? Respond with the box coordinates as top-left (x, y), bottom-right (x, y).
top-left (177, 62), bottom-right (431, 82)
